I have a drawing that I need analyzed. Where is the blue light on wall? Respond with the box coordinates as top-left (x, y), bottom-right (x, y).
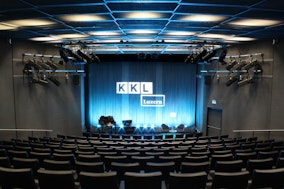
top-left (87, 61), bottom-right (197, 129)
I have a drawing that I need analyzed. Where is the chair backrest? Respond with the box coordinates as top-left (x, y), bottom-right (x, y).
top-left (169, 171), bottom-right (207, 189)
top-left (43, 159), bottom-right (72, 170)
top-left (0, 167), bottom-right (37, 189)
top-left (110, 162), bottom-right (140, 180)
top-left (211, 171), bottom-right (250, 189)
top-left (37, 168), bottom-right (75, 189)
top-left (184, 155), bottom-right (209, 163)
top-left (250, 167), bottom-right (284, 189)
top-left (0, 156), bottom-right (11, 168)
top-left (75, 161), bottom-right (104, 174)
top-left (146, 161), bottom-right (175, 181)
top-left (12, 157), bottom-right (40, 174)
top-left (181, 161), bottom-right (210, 173)
top-left (246, 157), bottom-right (274, 174)
top-left (276, 157), bottom-right (284, 168)
top-left (77, 154), bottom-right (101, 162)
top-left (214, 160), bottom-right (243, 173)
top-left (79, 171), bottom-right (119, 189)
top-left (210, 153), bottom-right (233, 169)
top-left (124, 171), bottom-right (162, 189)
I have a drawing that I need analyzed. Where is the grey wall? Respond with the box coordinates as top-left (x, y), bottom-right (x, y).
top-left (197, 39), bottom-right (284, 140)
top-left (0, 39), bottom-right (83, 140)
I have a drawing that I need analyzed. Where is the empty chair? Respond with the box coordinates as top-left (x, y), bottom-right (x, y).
top-left (0, 167), bottom-right (37, 189)
top-left (211, 171), bottom-right (250, 189)
top-left (235, 151), bottom-right (257, 167)
top-left (37, 168), bottom-right (76, 189)
top-left (110, 162), bottom-right (140, 180)
top-left (168, 171), bottom-right (207, 189)
top-left (12, 157), bottom-right (40, 174)
top-left (181, 161), bottom-right (210, 173)
top-left (250, 167), bottom-right (284, 189)
top-left (29, 151), bottom-right (51, 165)
top-left (210, 153), bottom-right (233, 169)
top-left (124, 171), bottom-right (162, 189)
top-left (104, 155), bottom-right (127, 171)
top-left (43, 159), bottom-right (72, 170)
top-left (276, 157), bottom-right (284, 168)
top-left (257, 150), bottom-right (279, 163)
top-left (0, 156), bottom-right (11, 168)
top-left (146, 161), bottom-right (175, 182)
top-left (184, 155), bottom-right (209, 163)
top-left (158, 155), bottom-right (182, 171)
top-left (130, 155), bottom-right (155, 169)
top-left (75, 161), bottom-right (104, 174)
top-left (7, 149), bottom-right (29, 159)
top-left (77, 154), bottom-right (101, 162)
top-left (79, 171), bottom-right (119, 189)
top-left (214, 160), bottom-right (243, 173)
top-left (52, 152), bottom-right (75, 167)
top-left (246, 158), bottom-right (274, 175)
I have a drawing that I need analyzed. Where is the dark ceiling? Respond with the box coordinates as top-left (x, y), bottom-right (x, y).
top-left (0, 0), bottom-right (283, 54)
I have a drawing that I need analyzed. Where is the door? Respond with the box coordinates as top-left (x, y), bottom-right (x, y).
top-left (207, 107), bottom-right (222, 136)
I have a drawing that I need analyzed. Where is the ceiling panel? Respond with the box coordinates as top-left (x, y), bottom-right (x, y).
top-left (0, 0), bottom-right (283, 54)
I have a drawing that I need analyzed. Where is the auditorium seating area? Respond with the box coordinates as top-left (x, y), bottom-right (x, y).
top-left (0, 134), bottom-right (284, 189)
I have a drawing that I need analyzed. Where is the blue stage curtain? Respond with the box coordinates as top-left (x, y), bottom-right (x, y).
top-left (87, 61), bottom-right (197, 128)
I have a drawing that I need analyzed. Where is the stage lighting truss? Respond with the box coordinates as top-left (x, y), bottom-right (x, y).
top-left (201, 52), bottom-right (263, 87)
top-left (185, 48), bottom-right (217, 64)
top-left (22, 53), bottom-right (85, 86)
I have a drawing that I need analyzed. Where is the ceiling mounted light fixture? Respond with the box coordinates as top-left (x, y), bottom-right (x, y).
top-left (124, 12), bottom-right (162, 19)
top-left (6, 19), bottom-right (55, 27)
top-left (60, 14), bottom-right (105, 22)
top-left (228, 18), bottom-right (281, 27)
top-left (181, 14), bottom-right (226, 22)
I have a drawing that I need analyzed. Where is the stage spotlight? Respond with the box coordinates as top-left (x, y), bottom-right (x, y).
top-left (184, 54), bottom-right (194, 64)
top-left (193, 49), bottom-right (207, 64)
top-left (90, 53), bottom-right (101, 63)
top-left (225, 59), bottom-right (237, 70)
top-left (232, 60), bottom-right (246, 70)
top-left (219, 49), bottom-right (227, 65)
top-left (48, 75), bottom-right (60, 86)
top-left (202, 50), bottom-right (217, 62)
top-left (242, 58), bottom-right (257, 70)
top-left (46, 60), bottom-right (58, 70)
top-left (254, 63), bottom-right (263, 74)
top-left (77, 49), bottom-right (93, 64)
top-left (59, 48), bottom-right (71, 63)
top-left (237, 77), bottom-right (253, 86)
top-left (226, 74), bottom-right (239, 86)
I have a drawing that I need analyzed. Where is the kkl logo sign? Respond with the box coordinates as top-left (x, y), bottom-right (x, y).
top-left (116, 82), bottom-right (165, 107)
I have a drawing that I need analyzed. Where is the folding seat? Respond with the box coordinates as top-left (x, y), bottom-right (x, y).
top-left (0, 149), bottom-right (7, 157)
top-left (103, 155), bottom-right (127, 171)
top-left (0, 167), bottom-right (37, 189)
top-left (168, 171), bottom-right (207, 189)
top-left (12, 157), bottom-right (40, 175)
top-left (79, 171), bottom-right (119, 189)
top-left (145, 161), bottom-right (175, 183)
top-left (37, 168), bottom-right (76, 189)
top-left (7, 149), bottom-right (29, 159)
top-left (257, 150), bottom-right (279, 164)
top-left (158, 155), bottom-right (182, 171)
top-left (130, 155), bottom-right (155, 169)
top-left (29, 151), bottom-right (51, 166)
top-left (75, 161), bottom-right (104, 175)
top-left (211, 171), bottom-right (250, 189)
top-left (183, 155), bottom-right (209, 163)
top-left (246, 158), bottom-right (274, 175)
top-left (250, 167), bottom-right (284, 189)
top-left (77, 154), bottom-right (101, 162)
top-left (0, 156), bottom-right (11, 168)
top-left (210, 153), bottom-right (233, 170)
top-left (276, 157), bottom-right (284, 168)
top-left (180, 161), bottom-right (210, 173)
top-left (214, 160), bottom-right (243, 173)
top-left (43, 159), bottom-right (72, 170)
top-left (124, 171), bottom-right (162, 189)
top-left (53, 152), bottom-right (75, 168)
top-left (110, 162), bottom-right (140, 180)
top-left (235, 151), bottom-right (257, 167)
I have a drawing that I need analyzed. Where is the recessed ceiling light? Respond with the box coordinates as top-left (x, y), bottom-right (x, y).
top-left (0, 23), bottom-right (17, 30)
top-left (30, 36), bottom-right (61, 41)
top-left (228, 36), bottom-right (256, 41)
top-left (6, 19), bottom-right (55, 27)
top-left (89, 31), bottom-right (120, 36)
top-left (228, 18), bottom-right (281, 27)
top-left (181, 14), bottom-right (226, 22)
top-left (60, 14), bottom-right (105, 22)
top-left (124, 12), bottom-right (162, 19)
top-left (57, 34), bottom-right (87, 38)
top-left (198, 33), bottom-right (232, 39)
top-left (130, 38), bottom-right (155, 42)
top-left (165, 31), bottom-right (195, 36)
top-left (128, 30), bottom-right (157, 34)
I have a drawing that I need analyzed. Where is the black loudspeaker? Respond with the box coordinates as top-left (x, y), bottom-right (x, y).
top-left (205, 75), bottom-right (212, 85)
top-left (72, 75), bottom-right (80, 85)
